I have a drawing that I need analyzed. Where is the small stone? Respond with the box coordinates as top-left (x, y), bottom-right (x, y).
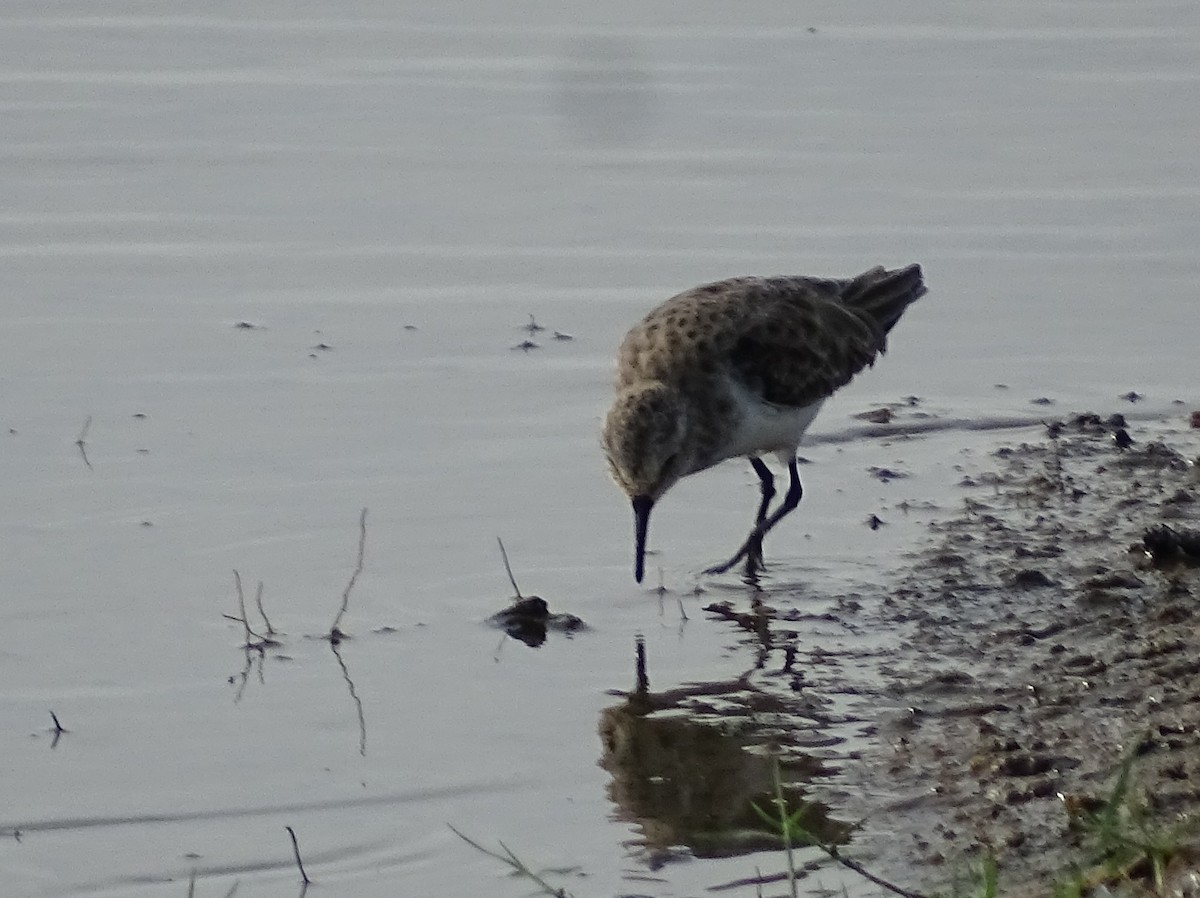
top-left (1012, 569), bottom-right (1055, 589)
top-left (856, 407), bottom-right (894, 423)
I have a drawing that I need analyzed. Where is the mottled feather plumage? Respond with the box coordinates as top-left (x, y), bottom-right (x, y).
top-left (603, 263), bottom-right (927, 582)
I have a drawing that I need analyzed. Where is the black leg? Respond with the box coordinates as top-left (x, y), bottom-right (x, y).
top-left (744, 458), bottom-right (775, 578)
top-left (750, 457), bottom-right (775, 527)
top-left (704, 457), bottom-right (803, 577)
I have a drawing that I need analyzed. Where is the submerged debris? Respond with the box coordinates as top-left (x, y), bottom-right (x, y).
top-left (488, 538), bottom-right (585, 646)
top-left (487, 597), bottom-right (585, 647)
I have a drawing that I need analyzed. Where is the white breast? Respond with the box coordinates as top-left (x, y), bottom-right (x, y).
top-left (720, 378), bottom-right (825, 462)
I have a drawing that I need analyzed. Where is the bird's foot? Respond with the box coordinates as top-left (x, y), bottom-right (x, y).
top-left (703, 531), bottom-right (765, 578)
top-left (743, 540), bottom-right (765, 582)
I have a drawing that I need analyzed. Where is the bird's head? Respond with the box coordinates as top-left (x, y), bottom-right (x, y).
top-left (601, 381), bottom-right (689, 582)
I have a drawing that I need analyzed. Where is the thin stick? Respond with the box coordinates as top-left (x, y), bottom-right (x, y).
top-left (763, 755), bottom-right (930, 898)
top-left (75, 415), bottom-right (93, 469)
top-left (496, 537), bottom-right (523, 598)
top-left (187, 868), bottom-right (197, 898)
top-left (330, 640), bottom-right (367, 757)
top-left (448, 825), bottom-right (571, 898)
top-left (232, 570), bottom-right (266, 645)
top-left (254, 580), bottom-right (275, 635)
top-left (825, 849), bottom-right (930, 898)
top-left (285, 826), bottom-right (311, 885)
top-left (49, 711), bottom-right (67, 734)
top-left (330, 508), bottom-right (367, 640)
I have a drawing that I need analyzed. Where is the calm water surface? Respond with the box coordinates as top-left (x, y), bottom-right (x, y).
top-left (2, 2), bottom-right (1197, 895)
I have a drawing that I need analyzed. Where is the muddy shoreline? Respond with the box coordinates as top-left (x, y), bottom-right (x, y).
top-left (845, 411), bottom-right (1200, 892)
top-left (601, 410), bottom-right (1200, 895)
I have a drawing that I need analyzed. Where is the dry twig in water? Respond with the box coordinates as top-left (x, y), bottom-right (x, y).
top-left (329, 508), bottom-right (368, 643)
top-left (330, 640), bottom-right (367, 757)
top-left (75, 415), bottom-right (93, 469)
top-left (449, 825), bottom-right (574, 898)
top-left (227, 570), bottom-right (270, 647)
top-left (497, 536), bottom-right (523, 598)
top-left (253, 580), bottom-right (275, 635)
top-left (285, 826), bottom-right (311, 885)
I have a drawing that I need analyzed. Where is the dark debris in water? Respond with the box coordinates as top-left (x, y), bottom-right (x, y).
top-left (487, 596), bottom-right (586, 647)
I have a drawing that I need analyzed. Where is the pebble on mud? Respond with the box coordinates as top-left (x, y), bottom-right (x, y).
top-left (1011, 569), bottom-right (1055, 589)
top-left (855, 407), bottom-right (894, 423)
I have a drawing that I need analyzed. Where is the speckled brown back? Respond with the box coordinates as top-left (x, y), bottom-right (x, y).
top-left (616, 266), bottom-right (925, 409)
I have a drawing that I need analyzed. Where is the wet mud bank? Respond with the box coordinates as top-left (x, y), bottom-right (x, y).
top-left (849, 412), bottom-right (1200, 891)
top-left (599, 411), bottom-right (1200, 894)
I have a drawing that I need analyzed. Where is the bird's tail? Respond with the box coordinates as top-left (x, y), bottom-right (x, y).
top-left (840, 264), bottom-right (927, 336)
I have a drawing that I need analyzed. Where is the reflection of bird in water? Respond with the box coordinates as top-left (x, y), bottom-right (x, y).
top-left (599, 639), bottom-right (851, 858)
top-left (603, 264), bottom-right (927, 582)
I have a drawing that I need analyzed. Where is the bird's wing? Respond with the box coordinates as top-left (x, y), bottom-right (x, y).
top-left (727, 281), bottom-right (886, 408)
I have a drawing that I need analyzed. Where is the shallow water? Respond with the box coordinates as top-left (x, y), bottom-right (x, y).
top-left (1, 2), bottom-right (1197, 896)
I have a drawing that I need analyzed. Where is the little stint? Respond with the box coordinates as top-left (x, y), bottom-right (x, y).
top-left (602, 264), bottom-right (927, 582)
